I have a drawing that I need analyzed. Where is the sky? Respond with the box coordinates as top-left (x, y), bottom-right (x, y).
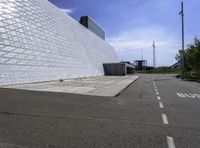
top-left (49, 0), bottom-right (200, 67)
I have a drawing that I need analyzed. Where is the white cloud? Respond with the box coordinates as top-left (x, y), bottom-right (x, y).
top-left (60, 8), bottom-right (75, 14)
top-left (107, 26), bottom-right (181, 66)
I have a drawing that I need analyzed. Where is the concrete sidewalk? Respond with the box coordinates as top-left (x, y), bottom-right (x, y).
top-left (4, 76), bottom-right (139, 97)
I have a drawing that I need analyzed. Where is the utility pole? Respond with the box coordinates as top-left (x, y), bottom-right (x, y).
top-left (179, 1), bottom-right (185, 76)
top-left (152, 41), bottom-right (156, 68)
top-left (141, 48), bottom-right (143, 60)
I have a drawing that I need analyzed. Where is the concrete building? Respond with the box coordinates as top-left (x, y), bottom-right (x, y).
top-left (0, 0), bottom-right (119, 86)
top-left (103, 62), bottom-right (135, 76)
top-left (134, 60), bottom-right (147, 71)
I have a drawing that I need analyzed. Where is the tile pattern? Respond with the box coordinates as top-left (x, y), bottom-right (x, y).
top-left (0, 0), bottom-right (118, 86)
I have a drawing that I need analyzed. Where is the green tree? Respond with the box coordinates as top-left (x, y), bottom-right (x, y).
top-left (175, 36), bottom-right (200, 77)
top-left (188, 37), bottom-right (200, 76)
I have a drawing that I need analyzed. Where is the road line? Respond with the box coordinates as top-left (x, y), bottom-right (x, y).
top-left (166, 136), bottom-right (176, 148)
top-left (155, 89), bottom-right (158, 92)
top-left (157, 96), bottom-right (161, 100)
top-left (159, 102), bottom-right (164, 108)
top-left (156, 92), bottom-right (159, 95)
top-left (162, 114), bottom-right (169, 124)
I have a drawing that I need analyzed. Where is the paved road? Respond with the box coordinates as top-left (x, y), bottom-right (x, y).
top-left (0, 74), bottom-right (200, 148)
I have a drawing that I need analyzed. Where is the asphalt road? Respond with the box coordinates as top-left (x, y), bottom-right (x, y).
top-left (0, 74), bottom-right (200, 148)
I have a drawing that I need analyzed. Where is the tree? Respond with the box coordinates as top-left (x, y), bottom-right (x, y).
top-left (175, 36), bottom-right (200, 77)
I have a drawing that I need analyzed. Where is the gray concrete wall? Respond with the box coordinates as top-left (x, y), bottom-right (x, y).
top-left (103, 64), bottom-right (126, 76)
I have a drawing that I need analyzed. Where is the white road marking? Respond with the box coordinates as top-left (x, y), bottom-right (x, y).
top-left (166, 136), bottom-right (176, 148)
top-left (155, 89), bottom-right (158, 92)
top-left (156, 92), bottom-right (159, 95)
top-left (176, 93), bottom-right (186, 98)
top-left (162, 114), bottom-right (169, 124)
top-left (177, 93), bottom-right (200, 98)
top-left (184, 93), bottom-right (196, 98)
top-left (193, 94), bottom-right (200, 98)
top-left (157, 96), bottom-right (161, 100)
top-left (159, 102), bottom-right (164, 108)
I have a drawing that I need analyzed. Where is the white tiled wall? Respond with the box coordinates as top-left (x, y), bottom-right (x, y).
top-left (0, 0), bottom-right (119, 86)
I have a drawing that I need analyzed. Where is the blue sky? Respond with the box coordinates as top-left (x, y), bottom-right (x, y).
top-left (49, 0), bottom-right (200, 66)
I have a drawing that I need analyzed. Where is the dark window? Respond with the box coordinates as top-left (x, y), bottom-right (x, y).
top-left (80, 16), bottom-right (105, 40)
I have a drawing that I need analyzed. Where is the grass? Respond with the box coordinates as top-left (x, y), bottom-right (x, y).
top-left (136, 68), bottom-right (181, 74)
top-left (182, 75), bottom-right (200, 82)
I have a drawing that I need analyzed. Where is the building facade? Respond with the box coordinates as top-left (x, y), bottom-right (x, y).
top-left (0, 0), bottom-right (118, 86)
top-left (134, 60), bottom-right (147, 71)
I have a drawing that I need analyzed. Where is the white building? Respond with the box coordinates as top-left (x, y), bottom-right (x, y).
top-left (0, 0), bottom-right (118, 86)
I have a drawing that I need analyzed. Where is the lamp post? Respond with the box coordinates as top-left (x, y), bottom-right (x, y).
top-left (152, 41), bottom-right (156, 68)
top-left (179, 1), bottom-right (185, 76)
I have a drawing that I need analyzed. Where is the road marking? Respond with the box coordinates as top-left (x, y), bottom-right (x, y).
top-left (162, 114), bottom-right (169, 124)
top-left (155, 88), bottom-right (158, 92)
top-left (166, 136), bottom-right (176, 148)
top-left (156, 92), bottom-right (159, 95)
top-left (177, 93), bottom-right (200, 98)
top-left (176, 93), bottom-right (186, 98)
top-left (184, 93), bottom-right (196, 98)
top-left (159, 102), bottom-right (164, 108)
top-left (157, 96), bottom-right (161, 100)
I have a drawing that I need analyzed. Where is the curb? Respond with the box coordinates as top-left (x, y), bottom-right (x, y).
top-left (114, 76), bottom-right (140, 97)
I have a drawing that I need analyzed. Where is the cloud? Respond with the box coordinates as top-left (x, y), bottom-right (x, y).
top-left (107, 26), bottom-right (181, 66)
top-left (60, 8), bottom-right (75, 14)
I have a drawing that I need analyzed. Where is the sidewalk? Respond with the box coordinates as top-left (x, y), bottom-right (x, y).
top-left (4, 76), bottom-right (139, 97)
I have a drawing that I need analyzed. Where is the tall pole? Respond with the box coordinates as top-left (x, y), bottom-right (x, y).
top-left (141, 48), bottom-right (143, 60)
top-left (152, 41), bottom-right (156, 68)
top-left (179, 1), bottom-right (185, 76)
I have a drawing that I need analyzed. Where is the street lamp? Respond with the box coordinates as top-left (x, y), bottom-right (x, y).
top-left (179, 1), bottom-right (185, 76)
top-left (152, 41), bottom-right (156, 68)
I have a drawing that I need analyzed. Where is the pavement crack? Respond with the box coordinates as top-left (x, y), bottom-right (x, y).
top-left (60, 99), bottom-right (111, 118)
top-left (65, 114), bottom-right (166, 128)
top-left (0, 111), bottom-right (165, 129)
top-left (0, 111), bottom-right (61, 119)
